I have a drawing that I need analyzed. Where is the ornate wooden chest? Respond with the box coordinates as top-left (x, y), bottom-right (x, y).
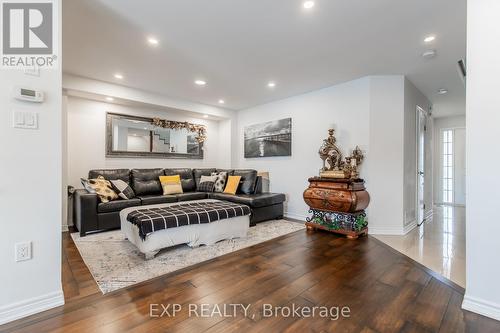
top-left (303, 177), bottom-right (370, 238)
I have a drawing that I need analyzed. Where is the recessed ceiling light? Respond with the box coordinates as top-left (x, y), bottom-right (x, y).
top-left (422, 49), bottom-right (437, 59)
top-left (105, 97), bottom-right (114, 101)
top-left (424, 35), bottom-right (436, 43)
top-left (203, 114), bottom-right (209, 118)
top-left (218, 99), bottom-right (225, 104)
top-left (303, 1), bottom-right (315, 9)
top-left (267, 81), bottom-right (276, 88)
top-left (195, 80), bottom-right (207, 86)
top-left (147, 37), bottom-right (159, 46)
top-left (438, 88), bottom-right (448, 95)
top-left (114, 73), bottom-right (123, 79)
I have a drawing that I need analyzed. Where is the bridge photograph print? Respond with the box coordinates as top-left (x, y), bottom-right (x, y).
top-left (244, 118), bottom-right (292, 158)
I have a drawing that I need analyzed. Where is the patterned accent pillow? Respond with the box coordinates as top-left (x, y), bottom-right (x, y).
top-left (110, 179), bottom-right (136, 200)
top-left (198, 175), bottom-right (217, 192)
top-left (159, 175), bottom-right (183, 195)
top-left (87, 176), bottom-right (119, 203)
top-left (211, 172), bottom-right (228, 193)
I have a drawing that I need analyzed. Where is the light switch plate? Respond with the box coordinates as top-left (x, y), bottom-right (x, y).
top-left (14, 111), bottom-right (25, 126)
top-left (12, 110), bottom-right (38, 129)
top-left (25, 112), bottom-right (35, 126)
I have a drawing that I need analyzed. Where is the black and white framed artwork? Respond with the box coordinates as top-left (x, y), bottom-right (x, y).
top-left (244, 118), bottom-right (292, 158)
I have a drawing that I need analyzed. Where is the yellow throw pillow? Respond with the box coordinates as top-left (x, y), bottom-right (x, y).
top-left (223, 175), bottom-right (241, 195)
top-left (88, 176), bottom-right (119, 203)
top-left (160, 175), bottom-right (183, 195)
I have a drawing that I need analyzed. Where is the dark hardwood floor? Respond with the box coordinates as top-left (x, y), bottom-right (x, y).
top-left (1, 226), bottom-right (500, 332)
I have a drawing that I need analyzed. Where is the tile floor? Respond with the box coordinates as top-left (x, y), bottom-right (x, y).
top-left (374, 205), bottom-right (465, 287)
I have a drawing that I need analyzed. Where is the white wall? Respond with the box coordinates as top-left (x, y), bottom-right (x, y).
top-left (453, 128), bottom-right (466, 205)
top-left (234, 77), bottom-right (371, 220)
top-left (66, 96), bottom-right (230, 190)
top-left (433, 116), bottom-right (466, 205)
top-left (462, 0), bottom-right (500, 320)
top-left (403, 78), bottom-right (432, 229)
top-left (218, 119), bottom-right (233, 168)
top-left (234, 75), bottom-right (432, 235)
top-left (366, 76), bottom-right (406, 234)
top-left (0, 4), bottom-right (63, 325)
top-left (62, 96), bottom-right (69, 230)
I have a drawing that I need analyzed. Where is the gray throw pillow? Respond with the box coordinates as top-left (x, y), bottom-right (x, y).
top-left (81, 178), bottom-right (96, 194)
top-left (110, 179), bottom-right (136, 200)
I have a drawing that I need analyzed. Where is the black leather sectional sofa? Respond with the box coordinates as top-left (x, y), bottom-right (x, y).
top-left (74, 168), bottom-right (286, 236)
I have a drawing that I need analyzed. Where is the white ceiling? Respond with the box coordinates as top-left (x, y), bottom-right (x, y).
top-left (63, 0), bottom-right (466, 116)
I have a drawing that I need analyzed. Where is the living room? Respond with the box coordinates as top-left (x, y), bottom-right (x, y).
top-left (1, 0), bottom-right (500, 332)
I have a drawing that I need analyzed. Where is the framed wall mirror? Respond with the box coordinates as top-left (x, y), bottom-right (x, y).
top-left (106, 113), bottom-right (204, 159)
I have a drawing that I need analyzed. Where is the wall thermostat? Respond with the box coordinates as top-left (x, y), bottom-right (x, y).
top-left (13, 87), bottom-right (44, 103)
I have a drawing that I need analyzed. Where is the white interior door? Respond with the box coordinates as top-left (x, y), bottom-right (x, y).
top-left (417, 108), bottom-right (426, 225)
top-left (454, 128), bottom-right (466, 205)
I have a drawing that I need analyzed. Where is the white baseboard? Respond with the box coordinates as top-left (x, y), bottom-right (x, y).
top-left (284, 211), bottom-right (307, 221)
top-left (61, 224), bottom-right (69, 232)
top-left (0, 290), bottom-right (65, 325)
top-left (462, 294), bottom-right (500, 321)
top-left (369, 226), bottom-right (405, 235)
top-left (434, 202), bottom-right (466, 207)
top-left (403, 219), bottom-right (417, 234)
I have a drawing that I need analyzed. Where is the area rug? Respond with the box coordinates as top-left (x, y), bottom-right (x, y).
top-left (71, 220), bottom-right (305, 294)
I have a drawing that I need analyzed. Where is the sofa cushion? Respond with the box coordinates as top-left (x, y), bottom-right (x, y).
top-left (131, 168), bottom-right (163, 196)
top-left (176, 192), bottom-right (208, 202)
top-left (209, 193), bottom-right (286, 208)
top-left (233, 169), bottom-right (258, 195)
top-left (193, 168), bottom-right (217, 189)
top-left (164, 168), bottom-right (195, 192)
top-left (138, 195), bottom-right (178, 206)
top-left (97, 198), bottom-right (141, 213)
top-left (89, 169), bottom-right (130, 184)
top-left (216, 169), bottom-right (234, 176)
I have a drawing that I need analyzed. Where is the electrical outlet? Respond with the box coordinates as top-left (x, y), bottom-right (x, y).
top-left (15, 242), bottom-right (32, 262)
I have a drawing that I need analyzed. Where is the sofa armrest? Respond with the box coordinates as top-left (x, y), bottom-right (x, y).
top-left (73, 189), bottom-right (98, 236)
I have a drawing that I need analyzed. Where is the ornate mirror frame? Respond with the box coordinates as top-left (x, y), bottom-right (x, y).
top-left (105, 112), bottom-right (205, 159)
